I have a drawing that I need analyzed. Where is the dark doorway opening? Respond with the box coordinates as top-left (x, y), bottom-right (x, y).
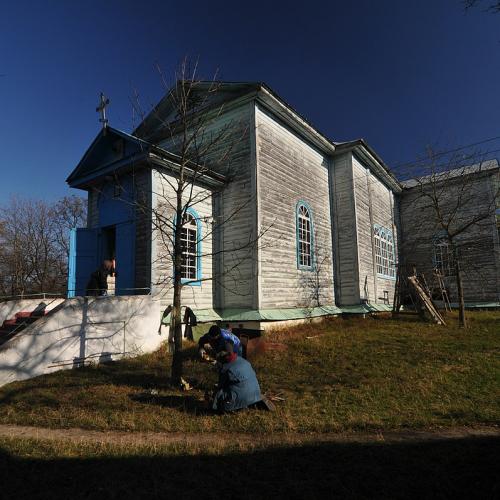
top-left (101, 226), bottom-right (116, 263)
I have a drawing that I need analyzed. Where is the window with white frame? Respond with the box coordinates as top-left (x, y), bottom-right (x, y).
top-left (373, 225), bottom-right (395, 278)
top-left (297, 203), bottom-right (313, 268)
top-left (180, 212), bottom-right (198, 280)
top-left (433, 237), bottom-right (454, 277)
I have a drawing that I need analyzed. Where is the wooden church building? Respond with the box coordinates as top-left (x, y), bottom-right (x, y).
top-left (66, 82), bottom-right (500, 328)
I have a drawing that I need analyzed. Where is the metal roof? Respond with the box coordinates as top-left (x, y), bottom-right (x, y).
top-left (401, 159), bottom-right (500, 188)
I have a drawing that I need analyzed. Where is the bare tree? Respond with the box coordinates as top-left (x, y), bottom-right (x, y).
top-left (0, 195), bottom-right (87, 297)
top-left (464, 0), bottom-right (500, 13)
top-left (400, 149), bottom-right (500, 327)
top-left (132, 60), bottom-right (269, 386)
top-left (299, 239), bottom-right (332, 310)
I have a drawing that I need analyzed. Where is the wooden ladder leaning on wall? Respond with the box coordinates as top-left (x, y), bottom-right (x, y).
top-left (433, 268), bottom-right (452, 312)
top-left (407, 275), bottom-right (446, 325)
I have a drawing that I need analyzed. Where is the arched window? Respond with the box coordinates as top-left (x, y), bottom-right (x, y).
top-left (433, 236), bottom-right (454, 277)
top-left (296, 202), bottom-right (314, 269)
top-left (178, 208), bottom-right (201, 285)
top-left (373, 225), bottom-right (396, 279)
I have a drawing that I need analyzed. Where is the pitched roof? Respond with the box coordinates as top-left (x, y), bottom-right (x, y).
top-left (401, 159), bottom-right (500, 188)
top-left (133, 81), bottom-right (339, 155)
top-left (67, 127), bottom-right (226, 189)
top-left (334, 139), bottom-right (402, 192)
top-left (131, 80), bottom-right (402, 192)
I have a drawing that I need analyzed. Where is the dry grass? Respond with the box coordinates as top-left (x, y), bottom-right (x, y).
top-left (0, 311), bottom-right (498, 434)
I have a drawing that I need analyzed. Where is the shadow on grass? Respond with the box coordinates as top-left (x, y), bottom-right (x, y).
top-left (129, 393), bottom-right (212, 415)
top-left (0, 435), bottom-right (498, 499)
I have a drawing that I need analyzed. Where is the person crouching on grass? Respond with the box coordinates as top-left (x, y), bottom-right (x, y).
top-left (210, 345), bottom-right (263, 413)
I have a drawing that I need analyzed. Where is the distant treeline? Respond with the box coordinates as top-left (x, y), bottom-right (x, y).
top-left (0, 195), bottom-right (86, 298)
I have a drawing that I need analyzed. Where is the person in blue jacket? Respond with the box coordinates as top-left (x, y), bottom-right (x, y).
top-left (198, 325), bottom-right (243, 358)
top-left (211, 349), bottom-right (263, 413)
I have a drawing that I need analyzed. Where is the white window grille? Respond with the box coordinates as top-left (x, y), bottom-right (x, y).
top-left (373, 225), bottom-right (396, 278)
top-left (180, 213), bottom-right (198, 280)
top-left (297, 204), bottom-right (312, 268)
top-left (434, 238), bottom-right (454, 277)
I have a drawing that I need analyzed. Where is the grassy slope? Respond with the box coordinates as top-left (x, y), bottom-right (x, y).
top-left (0, 312), bottom-right (498, 433)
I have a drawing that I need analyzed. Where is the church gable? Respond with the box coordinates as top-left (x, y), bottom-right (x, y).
top-left (67, 128), bottom-right (151, 188)
top-left (133, 82), bottom-right (260, 143)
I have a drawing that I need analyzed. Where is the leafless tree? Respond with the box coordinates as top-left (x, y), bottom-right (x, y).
top-left (0, 195), bottom-right (86, 297)
top-left (400, 149), bottom-right (500, 327)
top-left (132, 59), bottom-right (270, 385)
top-left (464, 0), bottom-right (500, 13)
top-left (299, 239), bottom-right (332, 310)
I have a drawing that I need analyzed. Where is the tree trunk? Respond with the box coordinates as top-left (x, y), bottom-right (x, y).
top-left (170, 190), bottom-right (184, 386)
top-left (455, 259), bottom-right (467, 328)
top-left (170, 281), bottom-right (183, 385)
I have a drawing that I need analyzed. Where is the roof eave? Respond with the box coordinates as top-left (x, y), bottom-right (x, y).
top-left (68, 149), bottom-right (226, 191)
top-left (256, 85), bottom-right (337, 155)
top-left (334, 140), bottom-right (402, 192)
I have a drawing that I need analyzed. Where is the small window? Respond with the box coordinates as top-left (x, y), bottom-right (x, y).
top-left (433, 237), bottom-right (454, 277)
top-left (296, 202), bottom-right (313, 269)
top-left (180, 213), bottom-right (198, 281)
top-left (373, 225), bottom-right (396, 279)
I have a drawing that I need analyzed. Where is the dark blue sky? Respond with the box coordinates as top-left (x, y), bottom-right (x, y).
top-left (1, 0), bottom-right (498, 201)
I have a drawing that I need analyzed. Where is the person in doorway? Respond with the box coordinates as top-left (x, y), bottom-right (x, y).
top-left (86, 260), bottom-right (114, 296)
top-left (210, 348), bottom-right (263, 413)
top-left (198, 325), bottom-right (242, 359)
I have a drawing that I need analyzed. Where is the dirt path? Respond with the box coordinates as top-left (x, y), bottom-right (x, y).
top-left (0, 424), bottom-right (498, 448)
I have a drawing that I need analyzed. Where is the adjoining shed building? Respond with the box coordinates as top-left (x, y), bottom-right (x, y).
top-left (400, 160), bottom-right (500, 305)
top-left (66, 82), bottom-right (500, 330)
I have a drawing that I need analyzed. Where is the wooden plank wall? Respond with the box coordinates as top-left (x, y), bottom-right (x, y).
top-left (331, 152), bottom-right (359, 305)
top-left (158, 103), bottom-right (255, 310)
top-left (87, 188), bottom-right (99, 228)
top-left (256, 104), bottom-right (334, 309)
top-left (400, 171), bottom-right (500, 302)
top-left (132, 168), bottom-right (152, 292)
top-left (352, 155), bottom-right (398, 305)
top-left (152, 170), bottom-right (214, 310)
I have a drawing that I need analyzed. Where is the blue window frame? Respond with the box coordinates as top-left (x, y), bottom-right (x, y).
top-left (373, 224), bottom-right (396, 279)
top-left (296, 201), bottom-right (314, 270)
top-left (177, 207), bottom-right (202, 286)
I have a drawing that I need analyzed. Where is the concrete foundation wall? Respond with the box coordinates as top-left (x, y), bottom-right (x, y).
top-left (0, 295), bottom-right (164, 388)
top-left (0, 298), bottom-right (65, 325)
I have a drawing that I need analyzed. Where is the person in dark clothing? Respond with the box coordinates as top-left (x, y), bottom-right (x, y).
top-left (86, 260), bottom-right (114, 296)
top-left (211, 350), bottom-right (263, 413)
top-left (198, 325), bottom-right (242, 359)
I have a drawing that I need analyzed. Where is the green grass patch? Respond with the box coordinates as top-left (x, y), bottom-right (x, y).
top-left (0, 311), bottom-right (498, 433)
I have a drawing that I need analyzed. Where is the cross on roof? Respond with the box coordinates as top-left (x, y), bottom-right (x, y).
top-left (96, 92), bottom-right (110, 130)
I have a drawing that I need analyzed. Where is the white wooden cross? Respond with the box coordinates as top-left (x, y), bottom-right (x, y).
top-left (96, 92), bottom-right (110, 129)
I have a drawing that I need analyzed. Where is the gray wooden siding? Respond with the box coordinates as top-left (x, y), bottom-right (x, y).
top-left (87, 188), bottom-right (99, 228)
top-left (158, 103), bottom-right (256, 310)
top-left (153, 170), bottom-right (215, 310)
top-left (352, 155), bottom-right (399, 305)
top-left (133, 168), bottom-right (152, 292)
top-left (256, 104), bottom-right (334, 309)
top-left (331, 152), bottom-right (359, 305)
top-left (400, 171), bottom-right (500, 302)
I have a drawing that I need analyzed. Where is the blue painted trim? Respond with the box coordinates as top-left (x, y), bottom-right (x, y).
top-left (373, 223), bottom-right (396, 280)
top-left (296, 200), bottom-right (315, 271)
top-left (173, 207), bottom-right (202, 286)
top-left (67, 228), bottom-right (77, 298)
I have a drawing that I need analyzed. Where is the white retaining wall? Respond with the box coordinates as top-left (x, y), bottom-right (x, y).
top-left (0, 295), bottom-right (164, 387)
top-left (0, 298), bottom-right (65, 324)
